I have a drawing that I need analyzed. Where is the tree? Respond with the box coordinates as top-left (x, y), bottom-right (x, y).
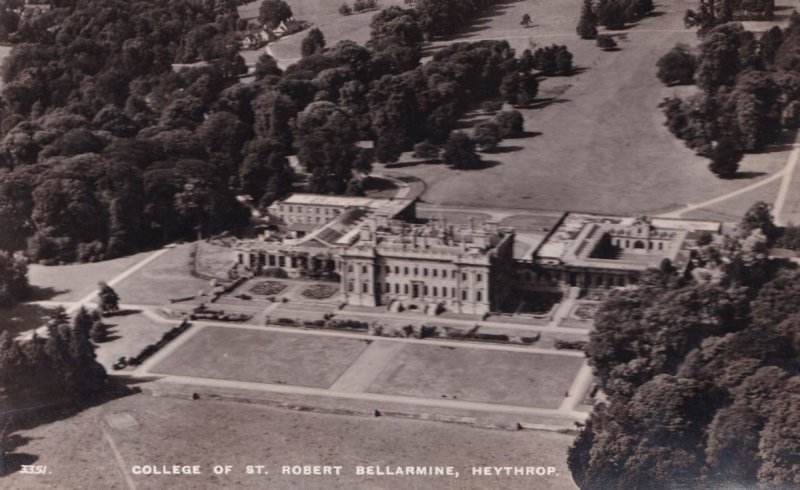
top-left (443, 131), bottom-right (481, 169)
top-left (596, 34), bottom-right (618, 50)
top-left (494, 110), bottom-right (525, 138)
top-left (413, 141), bottom-right (440, 160)
top-left (596, 0), bottom-right (628, 29)
top-left (657, 44), bottom-right (696, 86)
top-left (473, 121), bottom-right (502, 151)
top-left (739, 201), bottom-right (779, 243)
top-left (97, 281), bottom-right (120, 315)
top-left (339, 3), bottom-right (352, 15)
top-left (90, 319), bottom-right (109, 343)
top-left (259, 0), bottom-right (293, 30)
top-left (521, 14), bottom-right (532, 28)
top-left (254, 53), bottom-right (282, 80)
top-left (500, 72), bottom-right (539, 106)
top-left (532, 45), bottom-right (573, 75)
top-left (301, 28), bottom-right (326, 58)
top-left (0, 251), bottom-right (28, 308)
top-left (577, 0), bottom-right (599, 39)
top-left (708, 137), bottom-right (742, 178)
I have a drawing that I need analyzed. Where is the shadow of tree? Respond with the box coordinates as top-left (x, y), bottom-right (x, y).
top-left (0, 303), bottom-right (62, 338)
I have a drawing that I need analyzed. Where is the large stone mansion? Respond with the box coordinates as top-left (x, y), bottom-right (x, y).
top-left (234, 193), bottom-right (721, 315)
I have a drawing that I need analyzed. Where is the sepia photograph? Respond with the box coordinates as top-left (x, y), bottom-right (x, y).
top-left (0, 0), bottom-right (798, 488)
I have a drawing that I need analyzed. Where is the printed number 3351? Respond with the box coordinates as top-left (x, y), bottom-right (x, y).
top-left (21, 465), bottom-right (49, 475)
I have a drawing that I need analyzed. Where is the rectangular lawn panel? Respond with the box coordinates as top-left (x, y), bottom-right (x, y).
top-left (151, 327), bottom-right (371, 388)
top-left (367, 345), bottom-right (583, 409)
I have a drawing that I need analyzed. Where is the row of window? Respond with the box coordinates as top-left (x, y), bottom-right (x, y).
top-left (283, 205), bottom-right (340, 216)
top-left (347, 281), bottom-right (484, 302)
top-left (349, 263), bottom-right (483, 282)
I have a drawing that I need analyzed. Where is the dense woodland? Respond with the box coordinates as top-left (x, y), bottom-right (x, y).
top-left (659, 3), bottom-right (799, 177)
top-left (0, 0), bottom-right (560, 264)
top-left (569, 203), bottom-right (800, 488)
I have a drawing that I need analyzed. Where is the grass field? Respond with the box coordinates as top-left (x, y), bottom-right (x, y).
top-left (1, 393), bottom-right (578, 489)
top-left (264, 0), bottom-right (407, 64)
top-left (151, 326), bottom-right (372, 388)
top-left (367, 344), bottom-right (583, 408)
top-left (26, 250), bottom-right (153, 302)
top-left (112, 244), bottom-right (209, 305)
top-left (94, 312), bottom-right (178, 370)
top-left (372, 0), bottom-right (793, 218)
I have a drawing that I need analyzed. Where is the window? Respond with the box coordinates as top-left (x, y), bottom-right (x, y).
top-left (384, 283), bottom-right (390, 293)
top-left (433, 286), bottom-right (438, 296)
top-left (404, 284), bottom-right (409, 294)
top-left (442, 270), bottom-right (447, 278)
top-left (462, 290), bottom-right (468, 301)
top-left (278, 256), bottom-right (285, 267)
top-left (395, 266), bottom-right (400, 274)
top-left (394, 283), bottom-right (399, 293)
top-left (348, 282), bottom-right (354, 292)
top-left (347, 264), bottom-right (353, 273)
top-left (423, 286), bottom-right (428, 295)
top-left (658, 242), bottom-right (664, 250)
top-left (452, 288), bottom-right (456, 297)
top-left (476, 274), bottom-right (482, 282)
top-left (433, 269), bottom-right (438, 277)
top-left (462, 272), bottom-right (467, 281)
top-left (476, 291), bottom-right (482, 302)
top-left (362, 265), bottom-right (368, 274)
top-left (385, 265), bottom-right (390, 274)
top-left (414, 268), bottom-right (418, 276)
top-left (362, 283), bottom-right (368, 293)
top-left (423, 268), bottom-right (428, 277)
top-left (404, 267), bottom-right (409, 275)
top-left (289, 206), bottom-right (293, 212)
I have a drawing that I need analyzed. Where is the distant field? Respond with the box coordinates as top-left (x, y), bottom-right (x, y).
top-left (151, 326), bottom-right (371, 388)
top-left (381, 0), bottom-right (792, 218)
top-left (367, 344), bottom-right (583, 408)
top-left (1, 393), bottom-right (579, 489)
top-left (259, 0), bottom-right (407, 64)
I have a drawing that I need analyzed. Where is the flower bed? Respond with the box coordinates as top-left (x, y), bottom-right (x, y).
top-left (301, 284), bottom-right (339, 300)
top-left (249, 281), bottom-right (287, 296)
top-left (572, 303), bottom-right (599, 321)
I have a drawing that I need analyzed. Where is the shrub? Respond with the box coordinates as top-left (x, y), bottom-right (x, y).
top-left (413, 141), bottom-right (440, 160)
top-left (443, 131), bottom-right (482, 169)
top-left (596, 34), bottom-right (618, 50)
top-left (473, 121), bottom-right (502, 151)
top-left (494, 110), bottom-right (525, 138)
top-left (338, 3), bottom-right (352, 15)
top-left (481, 100), bottom-right (503, 113)
top-left (656, 44), bottom-right (696, 86)
top-left (353, 0), bottom-right (368, 12)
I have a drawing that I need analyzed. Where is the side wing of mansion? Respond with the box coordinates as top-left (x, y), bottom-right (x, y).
top-left (233, 193), bottom-right (721, 315)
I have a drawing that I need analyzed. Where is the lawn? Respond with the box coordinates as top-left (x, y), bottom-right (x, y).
top-left (26, 250), bottom-right (154, 302)
top-left (0, 393), bottom-right (578, 489)
top-left (263, 0), bottom-right (408, 65)
top-left (151, 326), bottom-right (371, 388)
top-left (367, 344), bottom-right (584, 408)
top-left (112, 244), bottom-right (209, 305)
top-left (378, 0), bottom-right (792, 216)
top-left (93, 311), bottom-right (178, 370)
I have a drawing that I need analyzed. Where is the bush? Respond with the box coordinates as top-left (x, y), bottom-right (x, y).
top-left (596, 34), bottom-right (618, 50)
top-left (532, 45), bottom-right (573, 75)
top-left (494, 110), bottom-right (525, 138)
top-left (473, 121), bottom-right (502, 151)
top-left (656, 44), bottom-right (696, 86)
top-left (443, 131), bottom-right (482, 169)
top-left (481, 100), bottom-right (503, 113)
top-left (413, 141), bottom-right (440, 160)
top-left (338, 3), bottom-right (352, 15)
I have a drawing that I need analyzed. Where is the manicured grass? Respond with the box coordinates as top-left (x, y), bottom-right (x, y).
top-left (1, 393), bottom-right (578, 489)
top-left (384, 0), bottom-right (790, 216)
top-left (94, 312), bottom-right (177, 370)
top-left (112, 244), bottom-right (209, 305)
top-left (151, 326), bottom-right (371, 388)
top-left (27, 250), bottom-right (153, 302)
top-left (195, 241), bottom-right (237, 279)
top-left (367, 344), bottom-right (583, 408)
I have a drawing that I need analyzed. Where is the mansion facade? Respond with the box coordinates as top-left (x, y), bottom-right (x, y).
top-left (235, 194), bottom-right (721, 315)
